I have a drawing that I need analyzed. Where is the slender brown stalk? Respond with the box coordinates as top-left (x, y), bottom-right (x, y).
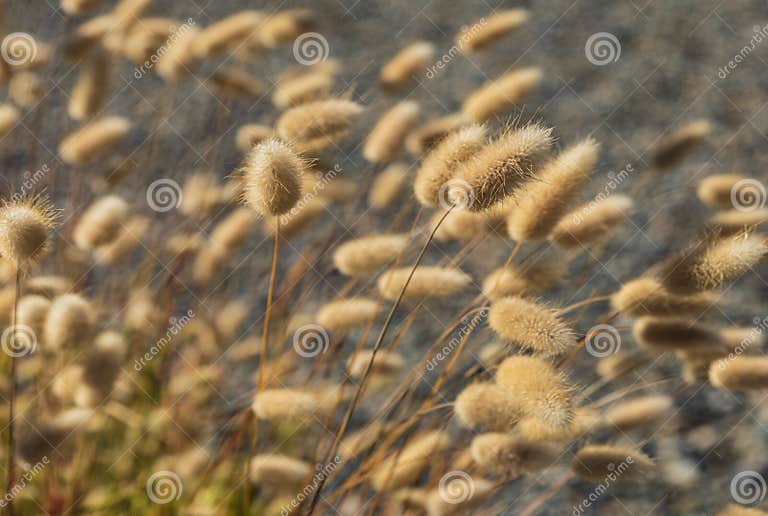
top-left (306, 206), bottom-right (455, 515)
top-left (6, 267), bottom-right (21, 516)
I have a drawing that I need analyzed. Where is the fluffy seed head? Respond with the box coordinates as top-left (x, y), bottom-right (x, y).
top-left (482, 256), bottom-right (567, 300)
top-left (632, 316), bottom-right (722, 352)
top-left (414, 124), bottom-right (487, 208)
top-left (457, 9), bottom-right (529, 53)
top-left (432, 210), bottom-right (489, 242)
top-left (0, 196), bottom-right (56, 265)
top-left (572, 445), bottom-right (654, 481)
top-left (549, 195), bottom-right (633, 249)
top-left (346, 350), bottom-right (404, 378)
top-left (363, 101), bottom-right (420, 163)
top-left (496, 355), bottom-right (574, 428)
top-left (452, 123), bottom-right (553, 211)
top-left (44, 294), bottom-right (95, 350)
top-left (709, 356), bottom-right (768, 390)
top-left (252, 388), bottom-right (334, 422)
top-left (156, 24), bottom-right (200, 80)
top-left (249, 454), bottom-right (311, 486)
top-left (59, 116), bottom-right (131, 165)
top-left (370, 431), bottom-right (450, 491)
top-left (379, 41), bottom-right (434, 92)
top-left (454, 382), bottom-right (526, 432)
top-left (652, 119), bottom-right (712, 169)
top-left (406, 113), bottom-right (466, 156)
top-left (68, 49), bottom-right (110, 121)
top-left (209, 67), bottom-right (266, 100)
top-left (369, 163), bottom-right (407, 209)
top-left (209, 208), bottom-right (258, 256)
top-left (193, 10), bottom-right (263, 58)
top-left (462, 68), bottom-right (542, 122)
top-left (660, 232), bottom-right (768, 293)
top-left (377, 266), bottom-right (471, 300)
top-left (240, 138), bottom-right (306, 216)
top-left (0, 103), bottom-right (20, 139)
top-left (332, 233), bottom-right (408, 275)
top-left (516, 408), bottom-right (599, 442)
top-left (470, 433), bottom-right (559, 476)
top-left (611, 277), bottom-right (715, 317)
top-left (273, 70), bottom-right (334, 109)
top-left (603, 395), bottom-right (674, 431)
top-left (259, 9), bottom-right (314, 47)
top-left (488, 296), bottom-right (577, 355)
top-left (507, 138), bottom-right (599, 241)
top-left (61, 0), bottom-right (104, 15)
top-left (316, 297), bottom-right (379, 331)
top-left (697, 173), bottom-right (745, 209)
top-left (710, 208), bottom-right (768, 233)
top-left (276, 99), bottom-right (363, 151)
top-left (235, 124), bottom-right (275, 153)
top-left (16, 295), bottom-right (51, 338)
top-left (73, 195), bottom-right (129, 251)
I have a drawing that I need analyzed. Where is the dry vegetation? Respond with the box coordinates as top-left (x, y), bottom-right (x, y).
top-left (0, 0), bottom-right (765, 515)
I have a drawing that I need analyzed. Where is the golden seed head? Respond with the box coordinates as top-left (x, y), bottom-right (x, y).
top-left (709, 356), bottom-right (768, 391)
top-left (379, 41), bottom-right (434, 92)
top-left (0, 195), bottom-right (56, 265)
top-left (249, 454), bottom-right (311, 486)
top-left (495, 355), bottom-right (574, 428)
top-left (482, 256), bottom-right (567, 300)
top-left (507, 138), bottom-right (599, 242)
top-left (652, 119), bottom-right (712, 169)
top-left (276, 99), bottom-right (363, 151)
top-left (632, 316), bottom-right (722, 352)
top-left (316, 297), bottom-right (379, 331)
top-left (488, 296), bottom-right (577, 355)
top-left (240, 138), bottom-right (306, 216)
top-left (363, 101), bottom-right (420, 163)
top-left (549, 194), bottom-right (633, 249)
top-left (414, 124), bottom-right (487, 208)
top-left (452, 123), bottom-right (553, 211)
top-left (454, 382), bottom-right (525, 432)
top-left (572, 444), bottom-right (654, 481)
top-left (462, 67), bottom-right (542, 122)
top-left (457, 9), bottom-right (529, 53)
top-left (697, 173), bottom-right (745, 209)
top-left (73, 195), bottom-right (129, 251)
top-left (611, 277), bottom-right (715, 317)
top-left (602, 395), bottom-right (674, 431)
top-left (470, 433), bottom-right (559, 477)
top-left (370, 431), bottom-right (449, 491)
top-left (377, 266), bottom-right (471, 300)
top-left (332, 233), bottom-right (409, 276)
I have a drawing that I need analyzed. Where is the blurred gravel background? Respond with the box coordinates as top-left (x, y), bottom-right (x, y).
top-left (4, 0), bottom-right (768, 514)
